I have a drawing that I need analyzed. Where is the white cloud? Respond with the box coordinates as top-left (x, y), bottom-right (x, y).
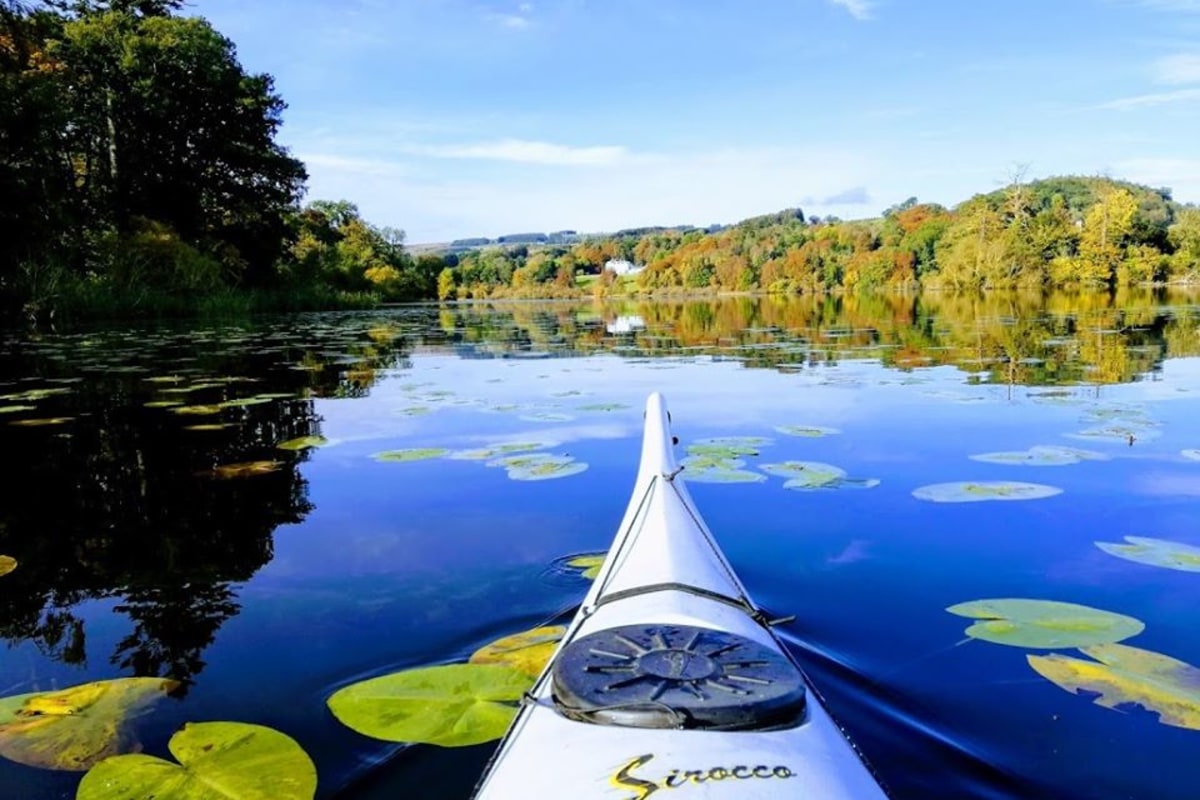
top-left (492, 13), bottom-right (531, 28)
top-left (1155, 53), bottom-right (1200, 84)
top-left (406, 139), bottom-right (629, 166)
top-left (829, 0), bottom-right (874, 20)
top-left (1130, 0), bottom-right (1200, 11)
top-left (1095, 87), bottom-right (1200, 109)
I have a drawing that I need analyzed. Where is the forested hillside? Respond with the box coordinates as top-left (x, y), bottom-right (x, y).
top-left (439, 177), bottom-right (1200, 299)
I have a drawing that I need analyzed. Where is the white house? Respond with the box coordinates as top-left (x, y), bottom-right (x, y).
top-left (604, 258), bottom-right (644, 276)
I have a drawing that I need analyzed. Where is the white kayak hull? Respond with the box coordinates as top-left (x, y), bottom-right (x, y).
top-left (473, 393), bottom-right (888, 799)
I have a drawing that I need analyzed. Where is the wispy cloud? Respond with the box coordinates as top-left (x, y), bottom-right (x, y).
top-left (1095, 87), bottom-right (1200, 108)
top-left (1129, 0), bottom-right (1200, 11)
top-left (1155, 53), bottom-right (1200, 83)
top-left (405, 139), bottom-right (629, 166)
top-left (829, 0), bottom-right (874, 20)
top-left (822, 186), bottom-right (872, 204)
top-left (486, 2), bottom-right (535, 29)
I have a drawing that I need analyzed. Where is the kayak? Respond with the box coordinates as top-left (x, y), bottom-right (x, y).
top-left (472, 392), bottom-right (890, 799)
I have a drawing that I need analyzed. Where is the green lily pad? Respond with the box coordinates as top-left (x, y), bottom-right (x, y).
top-left (469, 625), bottom-right (566, 677)
top-left (203, 461), bottom-right (284, 479)
top-left (327, 663), bottom-right (531, 747)
top-left (577, 403), bottom-right (630, 412)
top-left (449, 442), bottom-right (552, 461)
top-left (397, 406), bottom-right (432, 416)
top-left (682, 467), bottom-right (767, 484)
top-left (0, 556), bottom-right (16, 577)
top-left (489, 453), bottom-right (588, 481)
top-left (183, 424), bottom-right (235, 432)
top-left (277, 436), bottom-right (330, 451)
top-left (1095, 536), bottom-right (1200, 572)
top-left (946, 599), bottom-right (1144, 649)
top-left (220, 397), bottom-right (274, 409)
top-left (1028, 643), bottom-right (1200, 730)
top-left (372, 448), bottom-right (449, 463)
top-left (9, 417), bottom-right (74, 427)
top-left (76, 721), bottom-right (317, 800)
top-left (913, 481), bottom-right (1063, 503)
top-left (775, 425), bottom-right (840, 438)
top-left (0, 677), bottom-right (178, 771)
top-left (0, 405), bottom-right (37, 414)
top-left (761, 461), bottom-right (845, 486)
top-left (970, 446), bottom-right (1109, 466)
top-left (0, 388), bottom-right (71, 402)
top-left (687, 437), bottom-right (772, 459)
top-left (143, 400), bottom-right (183, 409)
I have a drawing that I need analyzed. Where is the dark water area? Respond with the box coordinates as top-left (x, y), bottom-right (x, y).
top-left (1, 289), bottom-right (1199, 799)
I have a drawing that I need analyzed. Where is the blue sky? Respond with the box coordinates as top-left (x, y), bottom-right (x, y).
top-left (190, 0), bottom-right (1200, 242)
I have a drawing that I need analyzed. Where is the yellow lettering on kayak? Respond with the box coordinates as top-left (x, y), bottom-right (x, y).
top-left (610, 754), bottom-right (795, 798)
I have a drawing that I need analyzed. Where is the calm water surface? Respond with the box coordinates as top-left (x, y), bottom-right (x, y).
top-left (1, 291), bottom-right (1199, 799)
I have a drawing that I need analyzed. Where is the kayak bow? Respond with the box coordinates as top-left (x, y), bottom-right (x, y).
top-left (473, 392), bottom-right (889, 799)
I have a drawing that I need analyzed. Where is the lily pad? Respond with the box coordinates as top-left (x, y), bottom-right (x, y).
top-left (1071, 424), bottom-right (1162, 443)
top-left (183, 424), bottom-right (235, 432)
top-left (172, 404), bottom-right (225, 416)
top-left (0, 677), bottom-right (178, 771)
top-left (946, 599), bottom-right (1144, 649)
top-left (0, 556), bottom-right (15, 577)
top-left (327, 663), bottom-right (531, 747)
top-left (9, 417), bottom-right (74, 427)
top-left (761, 461), bottom-right (844, 486)
top-left (449, 442), bottom-right (552, 461)
top-left (203, 461), bottom-right (283, 479)
top-left (143, 400), bottom-right (183, 409)
top-left (489, 453), bottom-right (588, 481)
top-left (277, 436), bottom-right (329, 451)
top-left (775, 425), bottom-right (840, 438)
top-left (577, 403), bottom-right (630, 412)
top-left (1096, 536), bottom-right (1200, 573)
top-left (76, 721), bottom-right (316, 800)
top-left (372, 448), bottom-right (449, 463)
top-left (970, 446), bottom-right (1108, 466)
top-left (469, 626), bottom-right (566, 677)
top-left (682, 467), bottom-right (767, 484)
top-left (913, 481), bottom-right (1062, 503)
top-left (0, 405), bottom-right (37, 414)
top-left (562, 553), bottom-right (604, 580)
top-left (687, 437), bottom-right (771, 459)
top-left (1028, 643), bottom-right (1200, 730)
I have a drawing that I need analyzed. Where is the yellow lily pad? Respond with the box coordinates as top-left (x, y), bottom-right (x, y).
top-left (277, 436), bottom-right (329, 451)
top-left (1028, 643), bottom-right (1200, 731)
top-left (9, 417), bottom-right (74, 427)
top-left (172, 405), bottom-right (225, 416)
top-left (327, 663), bottom-right (531, 748)
top-left (203, 461), bottom-right (283, 479)
top-left (0, 556), bottom-right (16, 576)
top-left (76, 721), bottom-right (316, 799)
top-left (469, 626), bottom-right (566, 677)
top-left (947, 598), bottom-right (1144, 649)
top-left (183, 424), bottom-right (235, 432)
top-left (565, 554), bottom-right (604, 580)
top-left (0, 677), bottom-right (178, 771)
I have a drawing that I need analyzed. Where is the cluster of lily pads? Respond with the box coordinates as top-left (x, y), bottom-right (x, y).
top-left (0, 678), bottom-right (317, 799)
top-left (679, 430), bottom-right (880, 491)
top-left (946, 595), bottom-right (1200, 731)
top-left (371, 442), bottom-right (589, 481)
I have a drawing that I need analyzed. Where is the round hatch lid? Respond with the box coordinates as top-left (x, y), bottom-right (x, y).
top-left (551, 623), bottom-right (806, 730)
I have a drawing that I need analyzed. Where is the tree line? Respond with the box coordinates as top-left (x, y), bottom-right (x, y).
top-left (1, 0), bottom-right (438, 321)
top-left (438, 177), bottom-right (1200, 300)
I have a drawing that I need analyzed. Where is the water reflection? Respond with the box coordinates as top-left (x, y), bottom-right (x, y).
top-left (0, 318), bottom-right (413, 691)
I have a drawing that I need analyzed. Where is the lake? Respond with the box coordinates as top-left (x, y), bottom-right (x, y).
top-left (1, 289), bottom-right (1199, 799)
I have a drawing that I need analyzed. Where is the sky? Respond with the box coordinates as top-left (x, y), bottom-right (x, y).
top-left (188, 0), bottom-right (1200, 243)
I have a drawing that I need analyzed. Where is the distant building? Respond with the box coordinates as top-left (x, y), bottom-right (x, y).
top-left (604, 258), bottom-right (644, 276)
